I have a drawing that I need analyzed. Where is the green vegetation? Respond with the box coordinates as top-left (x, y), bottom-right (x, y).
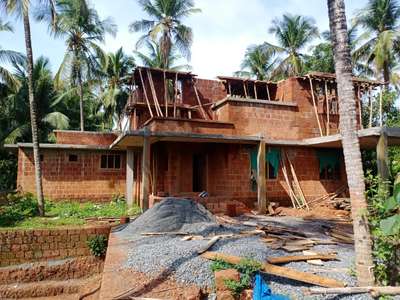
top-left (0, 193), bottom-right (141, 229)
top-left (87, 235), bottom-right (108, 257)
top-left (210, 258), bottom-right (262, 296)
top-left (366, 174), bottom-right (400, 286)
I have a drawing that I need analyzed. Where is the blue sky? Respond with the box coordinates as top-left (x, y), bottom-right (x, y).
top-left (0, 0), bottom-right (368, 79)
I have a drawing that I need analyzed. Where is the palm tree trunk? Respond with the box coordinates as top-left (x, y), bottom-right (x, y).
top-left (77, 71), bottom-right (84, 131)
top-left (160, 33), bottom-right (171, 69)
top-left (383, 60), bottom-right (390, 89)
top-left (23, 9), bottom-right (45, 216)
top-left (327, 0), bottom-right (375, 286)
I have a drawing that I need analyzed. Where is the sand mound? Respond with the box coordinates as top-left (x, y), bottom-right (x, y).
top-left (126, 198), bottom-right (217, 234)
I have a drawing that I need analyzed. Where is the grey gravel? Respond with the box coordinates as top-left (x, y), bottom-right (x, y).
top-left (118, 201), bottom-right (380, 299)
top-left (123, 198), bottom-right (216, 234)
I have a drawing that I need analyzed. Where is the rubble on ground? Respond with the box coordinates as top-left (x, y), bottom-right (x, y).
top-left (116, 199), bottom-right (373, 299)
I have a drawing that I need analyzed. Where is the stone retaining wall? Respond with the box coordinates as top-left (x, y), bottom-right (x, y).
top-left (0, 225), bottom-right (111, 267)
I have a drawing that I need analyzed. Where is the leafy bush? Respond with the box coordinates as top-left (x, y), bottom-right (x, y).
top-left (0, 151), bottom-right (17, 191)
top-left (210, 258), bottom-right (262, 296)
top-left (0, 193), bottom-right (39, 226)
top-left (87, 235), bottom-right (108, 257)
top-left (366, 173), bottom-right (400, 285)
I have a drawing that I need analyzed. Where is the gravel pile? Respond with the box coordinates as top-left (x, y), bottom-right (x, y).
top-left (123, 198), bottom-right (219, 234)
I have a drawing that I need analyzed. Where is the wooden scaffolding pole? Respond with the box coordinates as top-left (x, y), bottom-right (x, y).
top-left (308, 76), bottom-right (324, 136)
top-left (228, 82), bottom-right (232, 96)
top-left (163, 70), bottom-right (168, 117)
top-left (324, 80), bottom-right (330, 136)
top-left (266, 83), bottom-right (271, 100)
top-left (146, 69), bottom-right (163, 117)
top-left (243, 81), bottom-right (248, 98)
top-left (369, 87), bottom-right (373, 128)
top-left (357, 85), bottom-right (363, 129)
top-left (254, 82), bottom-right (258, 99)
top-left (193, 79), bottom-right (207, 119)
top-left (173, 72), bottom-right (178, 118)
top-left (138, 68), bottom-right (154, 118)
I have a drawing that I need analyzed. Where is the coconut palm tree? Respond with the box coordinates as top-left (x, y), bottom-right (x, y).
top-left (130, 0), bottom-right (200, 68)
top-left (49, 0), bottom-right (116, 131)
top-left (134, 40), bottom-right (191, 71)
top-left (235, 44), bottom-right (276, 80)
top-left (2, 56), bottom-right (69, 143)
top-left (0, 19), bottom-right (24, 91)
top-left (100, 47), bottom-right (135, 130)
top-left (352, 0), bottom-right (400, 86)
top-left (0, 0), bottom-right (57, 216)
top-left (327, 0), bottom-right (376, 286)
top-left (265, 14), bottom-right (319, 78)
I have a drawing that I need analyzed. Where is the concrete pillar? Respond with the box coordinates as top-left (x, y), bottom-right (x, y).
top-left (126, 148), bottom-right (135, 208)
top-left (377, 132), bottom-right (390, 181)
top-left (140, 136), bottom-right (151, 210)
top-left (257, 141), bottom-right (267, 214)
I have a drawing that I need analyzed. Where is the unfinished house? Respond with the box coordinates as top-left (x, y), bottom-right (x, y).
top-left (7, 67), bottom-right (400, 214)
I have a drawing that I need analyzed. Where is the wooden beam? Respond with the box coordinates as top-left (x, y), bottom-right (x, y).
top-left (308, 76), bottom-right (324, 136)
top-left (267, 254), bottom-right (337, 264)
top-left (257, 141), bottom-right (267, 214)
top-left (254, 83), bottom-right (258, 99)
top-left (266, 83), bottom-right (271, 100)
top-left (163, 70), bottom-right (168, 117)
top-left (369, 87), bottom-right (373, 128)
top-left (193, 79), bottom-right (207, 119)
top-left (377, 132), bottom-right (390, 181)
top-left (138, 68), bottom-right (154, 118)
top-left (324, 80), bottom-right (330, 135)
top-left (146, 69), bottom-right (163, 117)
top-left (243, 81), bottom-right (248, 98)
top-left (173, 73), bottom-right (178, 118)
top-left (201, 252), bottom-right (345, 288)
top-left (126, 148), bottom-right (135, 208)
top-left (308, 286), bottom-right (400, 296)
top-left (140, 136), bottom-right (151, 211)
top-left (357, 85), bottom-right (363, 129)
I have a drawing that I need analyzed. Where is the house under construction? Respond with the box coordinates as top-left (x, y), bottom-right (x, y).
top-left (7, 67), bottom-right (400, 214)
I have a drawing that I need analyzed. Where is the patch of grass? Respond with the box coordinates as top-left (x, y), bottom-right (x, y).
top-left (210, 257), bottom-right (262, 296)
top-left (0, 193), bottom-right (141, 229)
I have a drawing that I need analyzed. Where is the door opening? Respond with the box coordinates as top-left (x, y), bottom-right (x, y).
top-left (193, 154), bottom-right (206, 192)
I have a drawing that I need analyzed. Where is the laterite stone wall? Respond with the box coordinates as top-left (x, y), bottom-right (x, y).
top-left (17, 148), bottom-right (126, 201)
top-left (0, 225), bottom-right (110, 267)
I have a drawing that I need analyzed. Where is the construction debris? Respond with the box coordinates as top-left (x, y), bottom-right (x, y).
top-left (201, 252), bottom-right (345, 288)
top-left (266, 253), bottom-right (337, 264)
top-left (197, 236), bottom-right (221, 254)
top-left (303, 250), bottom-right (324, 266)
top-left (308, 286), bottom-right (400, 296)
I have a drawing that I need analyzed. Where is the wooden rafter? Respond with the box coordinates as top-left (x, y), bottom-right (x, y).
top-left (308, 76), bottom-right (324, 136)
top-left (324, 80), bottom-right (330, 136)
top-left (193, 78), bottom-right (208, 119)
top-left (163, 70), bottom-right (168, 117)
top-left (138, 68), bottom-right (154, 118)
top-left (146, 69), bottom-right (163, 117)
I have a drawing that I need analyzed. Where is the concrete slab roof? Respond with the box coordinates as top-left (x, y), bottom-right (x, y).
top-left (3, 143), bottom-right (112, 151)
top-left (110, 129), bottom-right (262, 149)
